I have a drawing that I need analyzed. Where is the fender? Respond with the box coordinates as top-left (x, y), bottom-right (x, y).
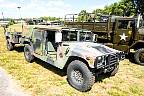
top-left (67, 51), bottom-right (95, 68)
top-left (130, 40), bottom-right (144, 49)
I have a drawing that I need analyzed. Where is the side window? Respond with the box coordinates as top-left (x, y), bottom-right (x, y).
top-left (33, 30), bottom-right (43, 50)
top-left (47, 31), bottom-right (56, 42)
top-left (118, 20), bottom-right (129, 29)
top-left (34, 29), bottom-right (43, 40)
top-left (62, 30), bottom-right (69, 41)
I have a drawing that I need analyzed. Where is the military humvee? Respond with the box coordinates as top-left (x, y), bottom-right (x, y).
top-left (65, 14), bottom-right (144, 65)
top-left (15, 26), bottom-right (124, 91)
top-left (4, 25), bottom-right (125, 91)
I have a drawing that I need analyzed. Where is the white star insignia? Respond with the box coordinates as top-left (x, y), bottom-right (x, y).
top-left (119, 33), bottom-right (128, 41)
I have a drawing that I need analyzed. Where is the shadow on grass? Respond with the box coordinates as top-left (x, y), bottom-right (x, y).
top-left (13, 46), bottom-right (24, 52)
top-left (34, 58), bottom-right (67, 77)
top-left (34, 57), bottom-right (112, 83)
top-left (95, 73), bottom-right (111, 83)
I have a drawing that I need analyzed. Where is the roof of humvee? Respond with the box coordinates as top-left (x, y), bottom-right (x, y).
top-left (34, 25), bottom-right (68, 30)
top-left (32, 25), bottom-right (91, 32)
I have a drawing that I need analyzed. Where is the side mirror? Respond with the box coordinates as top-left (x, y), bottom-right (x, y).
top-left (55, 32), bottom-right (62, 43)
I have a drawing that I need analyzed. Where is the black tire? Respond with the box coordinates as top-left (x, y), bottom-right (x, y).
top-left (6, 39), bottom-right (14, 51)
top-left (24, 45), bottom-right (34, 63)
top-left (67, 60), bottom-right (95, 92)
top-left (108, 64), bottom-right (119, 76)
top-left (134, 48), bottom-right (144, 65)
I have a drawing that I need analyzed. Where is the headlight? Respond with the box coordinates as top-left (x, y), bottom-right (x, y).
top-left (96, 56), bottom-right (105, 68)
top-left (97, 57), bottom-right (103, 63)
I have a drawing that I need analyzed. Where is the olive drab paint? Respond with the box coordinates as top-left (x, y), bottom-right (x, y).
top-left (65, 14), bottom-right (144, 52)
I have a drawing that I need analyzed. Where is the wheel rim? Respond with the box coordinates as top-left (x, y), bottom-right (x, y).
top-left (139, 51), bottom-right (144, 63)
top-left (71, 69), bottom-right (84, 85)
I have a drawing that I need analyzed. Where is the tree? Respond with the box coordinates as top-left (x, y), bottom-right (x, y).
top-left (132, 0), bottom-right (144, 16)
top-left (78, 10), bottom-right (89, 22)
top-left (40, 16), bottom-right (60, 21)
top-left (7, 19), bottom-right (16, 26)
top-left (77, 0), bottom-right (144, 21)
top-left (78, 0), bottom-right (138, 18)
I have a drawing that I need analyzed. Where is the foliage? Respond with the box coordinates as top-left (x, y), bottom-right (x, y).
top-left (77, 0), bottom-right (144, 21)
top-left (7, 19), bottom-right (16, 26)
top-left (40, 16), bottom-right (60, 21)
top-left (132, 0), bottom-right (144, 18)
top-left (101, 0), bottom-right (135, 16)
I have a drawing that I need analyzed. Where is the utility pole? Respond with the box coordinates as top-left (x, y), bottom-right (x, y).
top-left (2, 12), bottom-right (4, 21)
top-left (17, 6), bottom-right (23, 32)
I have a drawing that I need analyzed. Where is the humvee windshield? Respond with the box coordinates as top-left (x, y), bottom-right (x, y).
top-left (79, 31), bottom-right (93, 42)
top-left (62, 30), bottom-right (93, 42)
top-left (62, 31), bottom-right (77, 41)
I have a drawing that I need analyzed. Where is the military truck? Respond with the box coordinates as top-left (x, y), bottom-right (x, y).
top-left (20, 26), bottom-right (124, 91)
top-left (65, 14), bottom-right (144, 65)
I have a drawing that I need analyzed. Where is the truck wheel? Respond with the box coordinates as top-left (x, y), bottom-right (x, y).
top-left (67, 60), bottom-right (95, 92)
top-left (134, 48), bottom-right (144, 65)
top-left (24, 45), bottom-right (34, 63)
top-left (6, 39), bottom-right (14, 51)
top-left (108, 64), bottom-right (119, 76)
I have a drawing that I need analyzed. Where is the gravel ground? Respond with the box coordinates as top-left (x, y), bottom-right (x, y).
top-left (0, 67), bottom-right (30, 96)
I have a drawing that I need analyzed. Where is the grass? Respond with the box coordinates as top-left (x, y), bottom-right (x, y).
top-left (6, 24), bottom-right (23, 32)
top-left (0, 25), bottom-right (144, 96)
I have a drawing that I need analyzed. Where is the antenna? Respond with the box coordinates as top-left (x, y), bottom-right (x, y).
top-left (2, 12), bottom-right (4, 21)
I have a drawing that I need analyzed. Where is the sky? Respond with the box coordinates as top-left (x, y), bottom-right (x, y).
top-left (0, 0), bottom-right (120, 18)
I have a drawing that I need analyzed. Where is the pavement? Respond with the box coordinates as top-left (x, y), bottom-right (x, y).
top-left (0, 67), bottom-right (30, 96)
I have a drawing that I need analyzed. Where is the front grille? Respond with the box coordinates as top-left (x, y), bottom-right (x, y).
top-left (108, 54), bottom-right (118, 65)
top-left (95, 54), bottom-right (118, 69)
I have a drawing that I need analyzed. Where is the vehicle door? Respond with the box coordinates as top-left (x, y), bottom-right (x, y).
top-left (32, 29), bottom-right (44, 55)
top-left (45, 30), bottom-right (57, 61)
top-left (112, 19), bottom-right (134, 51)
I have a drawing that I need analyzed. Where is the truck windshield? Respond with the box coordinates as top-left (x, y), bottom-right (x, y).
top-left (79, 32), bottom-right (93, 42)
top-left (118, 20), bottom-right (131, 29)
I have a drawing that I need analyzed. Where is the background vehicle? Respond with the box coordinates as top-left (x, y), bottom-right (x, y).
top-left (65, 14), bottom-right (144, 65)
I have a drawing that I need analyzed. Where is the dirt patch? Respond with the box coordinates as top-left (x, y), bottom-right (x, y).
top-left (0, 67), bottom-right (31, 96)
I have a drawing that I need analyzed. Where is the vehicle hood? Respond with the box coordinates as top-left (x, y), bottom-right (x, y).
top-left (62, 42), bottom-right (120, 57)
